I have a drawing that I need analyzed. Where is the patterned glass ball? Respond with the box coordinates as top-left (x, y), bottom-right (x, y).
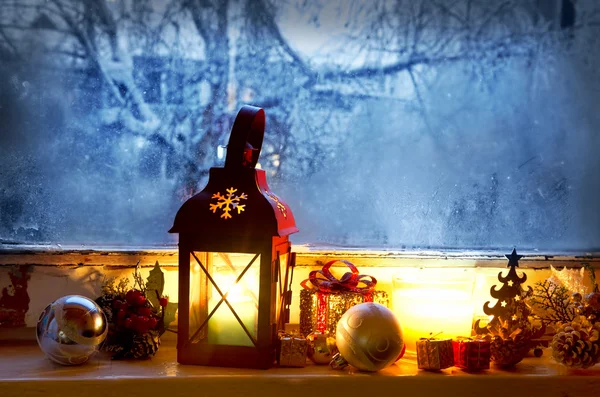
top-left (36, 295), bottom-right (108, 365)
top-left (335, 302), bottom-right (404, 372)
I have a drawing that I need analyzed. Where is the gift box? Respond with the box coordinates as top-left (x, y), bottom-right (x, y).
top-left (452, 338), bottom-right (491, 371)
top-left (416, 338), bottom-right (454, 370)
top-left (299, 260), bottom-right (389, 337)
top-left (278, 333), bottom-right (308, 367)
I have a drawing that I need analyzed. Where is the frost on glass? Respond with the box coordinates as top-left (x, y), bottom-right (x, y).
top-left (0, 0), bottom-right (598, 251)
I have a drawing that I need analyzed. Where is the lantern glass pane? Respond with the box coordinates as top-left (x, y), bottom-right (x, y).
top-left (189, 252), bottom-right (260, 347)
top-left (189, 251), bottom-right (208, 342)
top-left (276, 252), bottom-right (289, 324)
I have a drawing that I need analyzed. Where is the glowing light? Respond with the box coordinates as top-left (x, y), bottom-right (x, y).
top-left (208, 270), bottom-right (258, 346)
top-left (94, 315), bottom-right (104, 329)
top-left (212, 273), bottom-right (256, 303)
top-left (393, 271), bottom-right (475, 358)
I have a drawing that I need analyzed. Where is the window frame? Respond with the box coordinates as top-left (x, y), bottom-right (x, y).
top-left (1, 244), bottom-right (599, 269)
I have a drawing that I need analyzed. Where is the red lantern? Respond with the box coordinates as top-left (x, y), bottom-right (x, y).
top-left (169, 106), bottom-right (298, 368)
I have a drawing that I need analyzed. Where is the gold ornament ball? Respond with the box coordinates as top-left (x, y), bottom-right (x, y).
top-left (306, 331), bottom-right (338, 364)
top-left (36, 295), bottom-right (108, 365)
top-left (335, 302), bottom-right (404, 372)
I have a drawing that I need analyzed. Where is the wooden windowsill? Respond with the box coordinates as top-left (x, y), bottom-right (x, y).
top-left (1, 243), bottom-right (599, 269)
top-left (1, 341), bottom-right (599, 397)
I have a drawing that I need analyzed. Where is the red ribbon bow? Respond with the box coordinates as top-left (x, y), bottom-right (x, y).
top-left (300, 260), bottom-right (377, 294)
top-left (300, 260), bottom-right (378, 334)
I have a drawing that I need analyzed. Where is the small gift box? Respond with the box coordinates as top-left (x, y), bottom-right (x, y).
top-left (452, 338), bottom-right (491, 371)
top-left (278, 333), bottom-right (308, 367)
top-left (416, 338), bottom-right (454, 370)
top-left (299, 260), bottom-right (389, 337)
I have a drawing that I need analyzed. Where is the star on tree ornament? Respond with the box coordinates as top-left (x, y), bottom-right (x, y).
top-left (473, 247), bottom-right (545, 359)
top-left (505, 248), bottom-right (523, 267)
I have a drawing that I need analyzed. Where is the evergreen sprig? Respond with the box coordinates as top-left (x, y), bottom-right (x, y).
top-left (530, 280), bottom-right (577, 326)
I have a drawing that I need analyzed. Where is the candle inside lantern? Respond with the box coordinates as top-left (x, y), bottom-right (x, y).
top-left (393, 270), bottom-right (475, 359)
top-left (206, 272), bottom-right (258, 347)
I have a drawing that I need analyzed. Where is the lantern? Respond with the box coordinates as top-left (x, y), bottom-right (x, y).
top-left (169, 106), bottom-right (298, 368)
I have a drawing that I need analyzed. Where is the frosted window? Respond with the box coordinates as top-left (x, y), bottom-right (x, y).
top-left (0, 0), bottom-right (598, 251)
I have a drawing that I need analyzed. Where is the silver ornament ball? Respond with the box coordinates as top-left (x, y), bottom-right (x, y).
top-left (36, 295), bottom-right (108, 365)
top-left (335, 302), bottom-right (404, 372)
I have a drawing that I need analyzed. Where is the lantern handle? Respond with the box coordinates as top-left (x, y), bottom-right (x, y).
top-left (225, 105), bottom-right (265, 169)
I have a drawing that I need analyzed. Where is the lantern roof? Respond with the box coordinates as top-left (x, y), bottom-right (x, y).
top-left (169, 106), bottom-right (298, 238)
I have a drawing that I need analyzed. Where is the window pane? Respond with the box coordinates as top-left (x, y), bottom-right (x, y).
top-left (1, 0), bottom-right (599, 250)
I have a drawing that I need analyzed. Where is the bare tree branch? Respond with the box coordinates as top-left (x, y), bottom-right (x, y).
top-left (249, 0), bottom-right (318, 87)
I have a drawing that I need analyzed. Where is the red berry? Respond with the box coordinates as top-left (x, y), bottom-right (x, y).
top-left (148, 317), bottom-right (158, 329)
top-left (135, 295), bottom-right (147, 307)
top-left (159, 297), bottom-right (168, 307)
top-left (129, 314), bottom-right (138, 321)
top-left (120, 301), bottom-right (129, 311)
top-left (133, 316), bottom-right (150, 334)
top-left (126, 290), bottom-right (142, 305)
top-left (138, 307), bottom-right (152, 317)
top-left (117, 309), bottom-right (126, 319)
top-left (112, 300), bottom-right (123, 309)
top-left (125, 318), bottom-right (133, 329)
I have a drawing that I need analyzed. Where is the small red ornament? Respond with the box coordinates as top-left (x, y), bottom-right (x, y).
top-left (159, 297), bottom-right (168, 307)
top-left (395, 343), bottom-right (406, 362)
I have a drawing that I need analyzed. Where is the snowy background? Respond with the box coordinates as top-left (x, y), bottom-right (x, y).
top-left (0, 0), bottom-right (599, 251)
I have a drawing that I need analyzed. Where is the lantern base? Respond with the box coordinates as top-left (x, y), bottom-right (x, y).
top-left (177, 344), bottom-right (275, 369)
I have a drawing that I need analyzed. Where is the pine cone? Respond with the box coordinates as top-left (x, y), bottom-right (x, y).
top-left (551, 324), bottom-right (600, 369)
top-left (130, 331), bottom-right (161, 359)
top-left (490, 336), bottom-right (531, 367)
top-left (95, 294), bottom-right (116, 323)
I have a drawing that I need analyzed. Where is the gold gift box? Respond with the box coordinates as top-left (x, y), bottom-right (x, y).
top-left (416, 338), bottom-right (454, 370)
top-left (299, 289), bottom-right (389, 337)
top-left (278, 334), bottom-right (308, 367)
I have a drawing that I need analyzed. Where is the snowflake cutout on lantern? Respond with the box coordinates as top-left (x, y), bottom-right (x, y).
top-left (266, 192), bottom-right (287, 219)
top-left (209, 188), bottom-right (248, 219)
